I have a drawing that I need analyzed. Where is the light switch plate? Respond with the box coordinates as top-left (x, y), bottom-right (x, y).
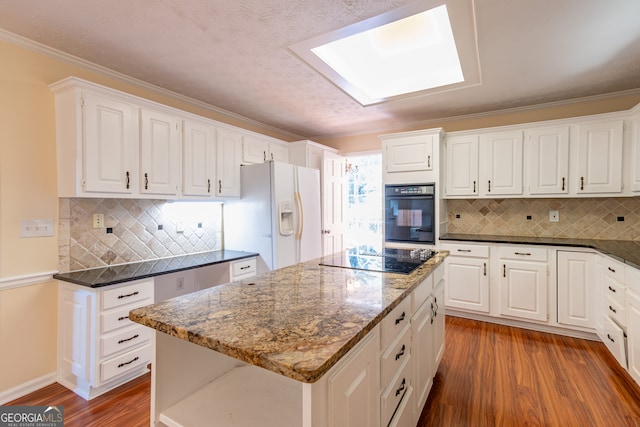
top-left (20, 219), bottom-right (54, 237)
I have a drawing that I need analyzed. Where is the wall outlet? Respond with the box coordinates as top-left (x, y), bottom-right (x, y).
top-left (549, 210), bottom-right (559, 222)
top-left (93, 213), bottom-right (104, 228)
top-left (176, 222), bottom-right (184, 233)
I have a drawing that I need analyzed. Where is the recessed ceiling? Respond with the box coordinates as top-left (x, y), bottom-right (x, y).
top-left (0, 0), bottom-right (639, 141)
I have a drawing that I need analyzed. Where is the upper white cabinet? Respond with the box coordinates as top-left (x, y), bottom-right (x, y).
top-left (480, 130), bottom-right (524, 196)
top-left (182, 118), bottom-right (216, 197)
top-left (574, 120), bottom-right (624, 194)
top-left (139, 107), bottom-right (181, 196)
top-left (631, 117), bottom-right (640, 192)
top-left (527, 126), bottom-right (570, 195)
top-left (215, 128), bottom-right (242, 197)
top-left (445, 135), bottom-right (479, 196)
top-left (384, 134), bottom-right (434, 173)
top-left (241, 135), bottom-right (289, 164)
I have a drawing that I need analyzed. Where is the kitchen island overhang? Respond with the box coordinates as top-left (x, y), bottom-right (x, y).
top-left (129, 251), bottom-right (448, 426)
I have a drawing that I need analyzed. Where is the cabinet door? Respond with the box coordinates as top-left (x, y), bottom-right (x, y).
top-left (445, 256), bottom-right (489, 313)
top-left (322, 151), bottom-right (345, 256)
top-left (411, 297), bottom-right (433, 414)
top-left (83, 92), bottom-right (138, 194)
top-left (499, 260), bottom-right (547, 322)
top-left (627, 291), bottom-right (640, 385)
top-left (139, 108), bottom-right (181, 196)
top-left (528, 126), bottom-right (569, 195)
top-left (632, 118), bottom-right (640, 192)
top-left (58, 286), bottom-right (93, 381)
top-left (242, 135), bottom-right (269, 163)
top-left (269, 143), bottom-right (289, 163)
top-left (183, 119), bottom-right (215, 196)
top-left (432, 280), bottom-right (445, 370)
top-left (481, 130), bottom-right (523, 196)
top-left (328, 329), bottom-right (380, 427)
top-left (557, 251), bottom-right (595, 328)
top-left (216, 128), bottom-right (242, 197)
top-left (385, 134), bottom-right (434, 172)
top-left (445, 135), bottom-right (479, 196)
top-left (575, 120), bottom-right (623, 194)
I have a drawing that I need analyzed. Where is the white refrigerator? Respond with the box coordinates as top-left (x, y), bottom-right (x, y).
top-left (224, 161), bottom-right (322, 272)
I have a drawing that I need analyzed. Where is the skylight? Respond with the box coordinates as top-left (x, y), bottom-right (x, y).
top-left (289, 0), bottom-right (480, 106)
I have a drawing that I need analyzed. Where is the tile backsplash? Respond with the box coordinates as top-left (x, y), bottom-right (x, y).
top-left (447, 197), bottom-right (640, 241)
top-left (59, 198), bottom-right (223, 272)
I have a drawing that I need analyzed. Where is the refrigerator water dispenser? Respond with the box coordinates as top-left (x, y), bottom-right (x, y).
top-left (278, 200), bottom-right (294, 236)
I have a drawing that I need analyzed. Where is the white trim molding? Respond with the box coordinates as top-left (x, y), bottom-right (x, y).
top-left (0, 372), bottom-right (57, 405)
top-left (0, 271), bottom-right (57, 291)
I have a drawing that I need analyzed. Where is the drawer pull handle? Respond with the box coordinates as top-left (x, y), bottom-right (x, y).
top-left (608, 267), bottom-right (616, 273)
top-left (514, 252), bottom-right (531, 256)
top-left (219, 179), bottom-right (222, 194)
top-left (395, 344), bottom-right (406, 361)
top-left (608, 286), bottom-right (616, 293)
top-left (395, 311), bottom-right (406, 325)
top-left (144, 173), bottom-right (149, 190)
top-left (580, 176), bottom-right (584, 191)
top-left (483, 262), bottom-right (487, 276)
top-left (395, 378), bottom-right (406, 397)
top-left (488, 180), bottom-right (491, 192)
top-left (207, 179), bottom-right (211, 193)
top-left (427, 155), bottom-right (431, 168)
top-left (457, 249), bottom-right (471, 253)
top-left (430, 302), bottom-right (435, 324)
top-left (117, 316), bottom-right (129, 321)
top-left (125, 171), bottom-right (130, 189)
top-left (473, 180), bottom-right (476, 193)
top-left (118, 334), bottom-right (139, 344)
top-left (562, 177), bottom-right (565, 191)
top-left (117, 356), bottom-right (139, 369)
top-left (609, 305), bottom-right (617, 314)
top-left (118, 291), bottom-right (139, 299)
top-left (607, 334), bottom-right (615, 343)
top-left (503, 264), bottom-right (506, 278)
top-left (240, 265), bottom-right (251, 270)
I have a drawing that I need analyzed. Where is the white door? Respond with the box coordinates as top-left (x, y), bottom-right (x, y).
top-left (322, 152), bottom-right (346, 256)
top-left (575, 120), bottom-right (623, 194)
top-left (82, 92), bottom-right (137, 194)
top-left (557, 251), bottom-right (595, 328)
top-left (445, 257), bottom-right (489, 313)
top-left (528, 126), bottom-right (569, 195)
top-left (499, 260), bottom-right (547, 322)
top-left (139, 108), bottom-right (181, 196)
top-left (481, 130), bottom-right (524, 196)
top-left (183, 119), bottom-right (215, 197)
top-left (216, 128), bottom-right (241, 197)
top-left (445, 135), bottom-right (479, 196)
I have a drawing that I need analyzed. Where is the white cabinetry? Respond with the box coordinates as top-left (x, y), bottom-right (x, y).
top-left (442, 243), bottom-right (490, 314)
top-left (182, 118), bottom-right (216, 197)
top-left (631, 117), bottom-right (640, 192)
top-left (215, 128), bottom-right (242, 197)
top-left (556, 251), bottom-right (596, 329)
top-left (527, 126), bottom-right (570, 195)
top-left (139, 107), bottom-right (181, 196)
top-left (480, 130), bottom-right (524, 196)
top-left (241, 135), bottom-right (289, 164)
top-left (58, 280), bottom-right (154, 400)
top-left (383, 134), bottom-right (435, 173)
top-left (445, 135), bottom-right (479, 196)
top-left (626, 265), bottom-right (640, 385)
top-left (497, 246), bottom-right (548, 322)
top-left (574, 120), bottom-right (624, 194)
top-left (431, 270), bottom-right (445, 370)
top-left (595, 256), bottom-right (628, 369)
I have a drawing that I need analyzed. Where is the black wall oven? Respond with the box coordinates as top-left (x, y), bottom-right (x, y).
top-left (384, 183), bottom-right (435, 244)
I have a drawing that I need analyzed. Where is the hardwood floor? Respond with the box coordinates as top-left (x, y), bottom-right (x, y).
top-left (7, 317), bottom-right (640, 426)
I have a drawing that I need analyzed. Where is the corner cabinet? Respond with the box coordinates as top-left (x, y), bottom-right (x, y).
top-left (58, 279), bottom-right (154, 400)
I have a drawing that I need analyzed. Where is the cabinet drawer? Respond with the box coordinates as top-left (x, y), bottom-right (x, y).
top-left (101, 304), bottom-right (139, 334)
top-left (604, 294), bottom-right (626, 328)
top-left (602, 258), bottom-right (625, 283)
top-left (381, 297), bottom-right (412, 351)
top-left (230, 258), bottom-right (257, 280)
top-left (412, 275), bottom-right (433, 313)
top-left (381, 355), bottom-right (411, 427)
top-left (498, 246), bottom-right (547, 262)
top-left (388, 384), bottom-right (414, 427)
top-left (381, 324), bottom-right (411, 388)
top-left (102, 281), bottom-right (154, 310)
top-left (600, 313), bottom-right (627, 369)
top-left (101, 325), bottom-right (152, 358)
top-left (440, 243), bottom-right (489, 258)
top-left (603, 275), bottom-right (626, 308)
top-left (100, 343), bottom-right (152, 383)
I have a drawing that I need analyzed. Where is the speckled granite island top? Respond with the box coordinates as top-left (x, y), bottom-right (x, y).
top-left (53, 250), bottom-right (258, 288)
top-left (129, 251), bottom-right (448, 383)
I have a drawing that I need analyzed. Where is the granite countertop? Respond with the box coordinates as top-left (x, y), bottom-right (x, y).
top-left (53, 250), bottom-right (259, 288)
top-left (440, 233), bottom-right (640, 269)
top-left (129, 251), bottom-right (448, 383)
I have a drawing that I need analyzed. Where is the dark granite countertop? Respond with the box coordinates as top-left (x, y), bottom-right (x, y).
top-left (53, 250), bottom-right (259, 288)
top-left (440, 233), bottom-right (640, 269)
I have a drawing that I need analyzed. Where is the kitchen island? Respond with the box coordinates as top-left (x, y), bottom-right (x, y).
top-left (129, 250), bottom-right (448, 426)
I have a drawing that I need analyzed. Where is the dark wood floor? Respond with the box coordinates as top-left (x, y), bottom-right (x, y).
top-left (8, 316), bottom-right (640, 426)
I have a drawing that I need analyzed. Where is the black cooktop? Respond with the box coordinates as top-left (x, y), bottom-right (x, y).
top-left (319, 247), bottom-right (436, 274)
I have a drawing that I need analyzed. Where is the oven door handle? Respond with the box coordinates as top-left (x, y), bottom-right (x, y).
top-left (387, 196), bottom-right (434, 201)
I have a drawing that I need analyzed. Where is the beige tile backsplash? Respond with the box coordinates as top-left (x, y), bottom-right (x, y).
top-left (59, 198), bottom-right (223, 272)
top-left (447, 198), bottom-right (640, 241)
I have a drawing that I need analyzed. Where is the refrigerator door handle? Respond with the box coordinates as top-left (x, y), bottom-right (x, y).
top-left (294, 191), bottom-right (303, 241)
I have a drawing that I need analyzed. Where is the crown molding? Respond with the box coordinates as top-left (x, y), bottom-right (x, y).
top-left (0, 28), bottom-right (305, 141)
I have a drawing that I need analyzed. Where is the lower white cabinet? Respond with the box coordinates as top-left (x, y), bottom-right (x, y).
top-left (627, 289), bottom-right (640, 385)
top-left (498, 248), bottom-right (548, 322)
top-left (442, 243), bottom-right (490, 314)
top-left (58, 279), bottom-right (154, 400)
top-left (556, 251), bottom-right (596, 329)
top-left (432, 275), bottom-right (445, 369)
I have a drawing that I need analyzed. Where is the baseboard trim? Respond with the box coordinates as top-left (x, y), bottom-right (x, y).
top-left (0, 372), bottom-right (57, 405)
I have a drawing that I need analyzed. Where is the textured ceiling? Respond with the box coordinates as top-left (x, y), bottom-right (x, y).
top-left (1, 0), bottom-right (639, 140)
